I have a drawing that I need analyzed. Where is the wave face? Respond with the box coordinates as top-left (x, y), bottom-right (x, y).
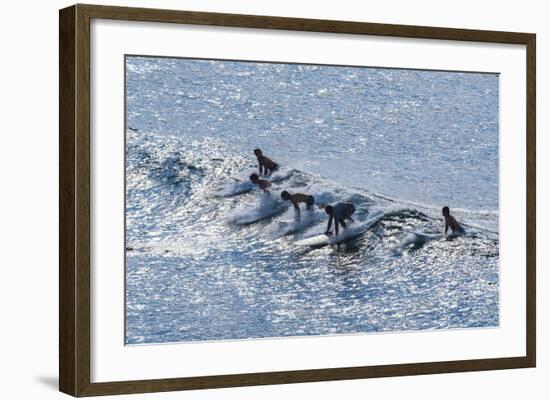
top-left (125, 57), bottom-right (499, 344)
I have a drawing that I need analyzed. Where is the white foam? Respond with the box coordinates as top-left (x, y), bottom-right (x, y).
top-left (267, 209), bottom-right (324, 237)
top-left (227, 192), bottom-right (288, 225)
top-left (215, 180), bottom-right (254, 197)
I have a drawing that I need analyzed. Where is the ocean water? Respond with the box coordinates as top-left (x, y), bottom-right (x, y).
top-left (125, 56), bottom-right (499, 344)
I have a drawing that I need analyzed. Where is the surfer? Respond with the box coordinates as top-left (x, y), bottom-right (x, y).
top-left (280, 191), bottom-right (315, 221)
top-left (323, 201), bottom-right (356, 237)
top-left (254, 148), bottom-right (279, 176)
top-left (250, 173), bottom-right (272, 193)
top-left (442, 206), bottom-right (465, 235)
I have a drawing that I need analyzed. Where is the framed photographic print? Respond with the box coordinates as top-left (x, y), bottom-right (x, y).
top-left (59, 4), bottom-right (536, 397)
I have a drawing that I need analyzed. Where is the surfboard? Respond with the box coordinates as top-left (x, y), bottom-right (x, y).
top-left (296, 221), bottom-right (371, 246)
top-left (277, 220), bottom-right (296, 229)
top-left (295, 229), bottom-right (365, 246)
top-left (295, 233), bottom-right (331, 246)
top-left (410, 230), bottom-right (464, 241)
top-left (445, 230), bottom-right (465, 240)
top-left (411, 231), bottom-right (441, 241)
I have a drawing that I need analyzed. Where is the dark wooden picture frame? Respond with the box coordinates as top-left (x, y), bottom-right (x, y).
top-left (59, 3), bottom-right (536, 397)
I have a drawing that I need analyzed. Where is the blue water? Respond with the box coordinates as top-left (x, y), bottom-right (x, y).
top-left (125, 56), bottom-right (499, 344)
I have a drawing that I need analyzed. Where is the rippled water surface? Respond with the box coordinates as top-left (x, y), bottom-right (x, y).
top-left (125, 56), bottom-right (499, 344)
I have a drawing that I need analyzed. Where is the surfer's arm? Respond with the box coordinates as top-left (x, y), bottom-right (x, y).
top-left (325, 215), bottom-right (333, 235)
top-left (257, 159), bottom-right (264, 175)
top-left (444, 221), bottom-right (449, 234)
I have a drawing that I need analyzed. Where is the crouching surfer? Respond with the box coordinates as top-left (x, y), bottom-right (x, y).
top-left (250, 173), bottom-right (272, 193)
top-left (254, 148), bottom-right (279, 176)
top-left (280, 191), bottom-right (315, 221)
top-left (442, 206), bottom-right (465, 236)
top-left (323, 201), bottom-right (356, 237)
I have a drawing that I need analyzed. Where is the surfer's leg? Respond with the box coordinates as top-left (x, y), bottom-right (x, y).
top-left (306, 195), bottom-right (315, 210)
top-left (294, 205), bottom-right (301, 221)
top-left (339, 218), bottom-right (347, 229)
top-left (348, 204), bottom-right (356, 221)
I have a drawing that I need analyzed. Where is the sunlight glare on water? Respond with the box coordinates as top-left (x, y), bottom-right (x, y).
top-left (125, 57), bottom-right (499, 344)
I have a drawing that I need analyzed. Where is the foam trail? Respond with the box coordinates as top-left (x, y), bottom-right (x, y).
top-left (215, 180), bottom-right (254, 197)
top-left (227, 192), bottom-right (288, 225)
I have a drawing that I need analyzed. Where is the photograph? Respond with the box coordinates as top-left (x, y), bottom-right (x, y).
top-left (124, 55), bottom-right (500, 345)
